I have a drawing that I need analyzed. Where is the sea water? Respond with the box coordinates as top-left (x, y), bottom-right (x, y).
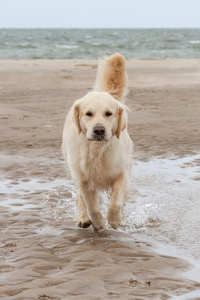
top-left (0, 28), bottom-right (200, 59)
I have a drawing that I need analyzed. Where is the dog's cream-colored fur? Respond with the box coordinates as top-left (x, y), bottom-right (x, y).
top-left (62, 53), bottom-right (133, 232)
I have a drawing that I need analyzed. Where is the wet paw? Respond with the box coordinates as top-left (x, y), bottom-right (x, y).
top-left (78, 220), bottom-right (92, 228)
top-left (91, 213), bottom-right (105, 233)
top-left (107, 207), bottom-right (122, 230)
top-left (108, 220), bottom-right (120, 230)
top-left (92, 223), bottom-right (105, 233)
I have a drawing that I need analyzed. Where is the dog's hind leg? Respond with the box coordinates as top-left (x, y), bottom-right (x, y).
top-left (80, 183), bottom-right (105, 232)
top-left (75, 189), bottom-right (91, 228)
top-left (107, 171), bottom-right (130, 229)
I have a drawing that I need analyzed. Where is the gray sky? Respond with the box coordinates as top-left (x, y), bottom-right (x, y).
top-left (0, 0), bottom-right (200, 28)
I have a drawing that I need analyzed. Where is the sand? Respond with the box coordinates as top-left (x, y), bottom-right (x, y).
top-left (0, 59), bottom-right (200, 299)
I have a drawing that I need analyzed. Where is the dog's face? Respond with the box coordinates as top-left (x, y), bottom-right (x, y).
top-left (74, 92), bottom-right (126, 141)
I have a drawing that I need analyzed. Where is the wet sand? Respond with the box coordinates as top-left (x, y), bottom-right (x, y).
top-left (0, 59), bottom-right (200, 299)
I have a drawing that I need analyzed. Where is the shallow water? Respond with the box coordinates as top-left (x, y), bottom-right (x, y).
top-left (168, 289), bottom-right (200, 300)
top-left (129, 154), bottom-right (200, 285)
top-left (0, 153), bottom-right (200, 283)
top-left (130, 154), bottom-right (200, 260)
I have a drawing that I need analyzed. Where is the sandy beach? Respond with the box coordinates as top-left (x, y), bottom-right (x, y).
top-left (0, 59), bottom-right (200, 299)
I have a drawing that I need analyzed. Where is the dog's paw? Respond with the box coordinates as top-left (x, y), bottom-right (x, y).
top-left (107, 207), bottom-right (122, 229)
top-left (91, 213), bottom-right (105, 233)
top-left (77, 219), bottom-right (92, 228)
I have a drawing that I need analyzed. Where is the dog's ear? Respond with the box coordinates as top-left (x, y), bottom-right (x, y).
top-left (116, 107), bottom-right (126, 139)
top-left (74, 104), bottom-right (81, 134)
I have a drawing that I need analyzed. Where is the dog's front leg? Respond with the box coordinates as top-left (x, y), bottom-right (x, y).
top-left (75, 189), bottom-right (91, 228)
top-left (107, 171), bottom-right (129, 229)
top-left (80, 183), bottom-right (105, 232)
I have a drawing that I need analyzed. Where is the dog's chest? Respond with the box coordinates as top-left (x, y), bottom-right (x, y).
top-left (79, 143), bottom-right (117, 187)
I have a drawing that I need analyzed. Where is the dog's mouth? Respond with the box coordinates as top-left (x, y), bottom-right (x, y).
top-left (88, 136), bottom-right (107, 142)
top-left (87, 133), bottom-right (108, 142)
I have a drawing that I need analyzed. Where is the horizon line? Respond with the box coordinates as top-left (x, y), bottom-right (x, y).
top-left (0, 27), bottom-right (200, 30)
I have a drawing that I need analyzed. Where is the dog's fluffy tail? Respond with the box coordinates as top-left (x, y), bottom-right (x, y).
top-left (94, 53), bottom-right (128, 102)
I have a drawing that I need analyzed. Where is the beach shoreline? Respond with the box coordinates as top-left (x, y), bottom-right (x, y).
top-left (0, 59), bottom-right (200, 299)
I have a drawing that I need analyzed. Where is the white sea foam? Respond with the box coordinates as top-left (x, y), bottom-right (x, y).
top-left (190, 40), bottom-right (200, 44)
top-left (56, 44), bottom-right (79, 49)
top-left (91, 42), bottom-right (101, 46)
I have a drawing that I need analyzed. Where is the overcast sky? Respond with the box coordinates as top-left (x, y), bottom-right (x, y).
top-left (0, 0), bottom-right (200, 28)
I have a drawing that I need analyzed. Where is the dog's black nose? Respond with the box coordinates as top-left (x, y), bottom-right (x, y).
top-left (93, 125), bottom-right (106, 137)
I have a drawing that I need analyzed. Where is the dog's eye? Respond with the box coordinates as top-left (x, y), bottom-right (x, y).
top-left (105, 111), bottom-right (112, 117)
top-left (86, 111), bottom-right (93, 117)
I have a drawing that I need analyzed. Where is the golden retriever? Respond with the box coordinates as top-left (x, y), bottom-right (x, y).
top-left (62, 53), bottom-right (133, 232)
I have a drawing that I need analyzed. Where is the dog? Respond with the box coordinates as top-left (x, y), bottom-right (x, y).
top-left (62, 53), bottom-right (133, 232)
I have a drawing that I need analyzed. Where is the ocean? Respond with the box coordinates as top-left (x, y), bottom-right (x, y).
top-left (0, 28), bottom-right (200, 59)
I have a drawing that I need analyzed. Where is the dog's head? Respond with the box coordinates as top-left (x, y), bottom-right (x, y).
top-left (73, 53), bottom-right (129, 142)
top-left (74, 92), bottom-right (126, 141)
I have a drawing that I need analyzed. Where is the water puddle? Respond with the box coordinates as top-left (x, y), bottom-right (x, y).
top-left (0, 197), bottom-right (37, 211)
top-left (129, 154), bottom-right (200, 261)
top-left (168, 289), bottom-right (200, 300)
top-left (0, 178), bottom-right (74, 194)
